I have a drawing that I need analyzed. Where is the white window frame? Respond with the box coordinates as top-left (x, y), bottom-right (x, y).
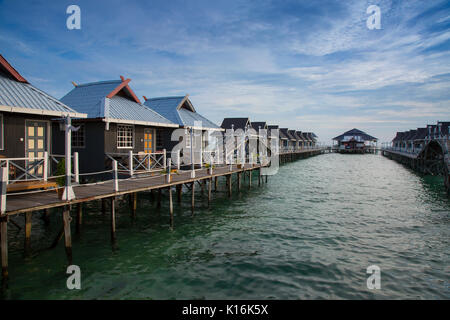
top-left (72, 123), bottom-right (85, 148)
top-left (117, 125), bottom-right (134, 149)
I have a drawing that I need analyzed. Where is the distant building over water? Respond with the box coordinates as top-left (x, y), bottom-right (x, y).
top-left (333, 128), bottom-right (378, 154)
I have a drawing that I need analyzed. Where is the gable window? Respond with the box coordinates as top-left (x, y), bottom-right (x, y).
top-left (117, 125), bottom-right (134, 148)
top-left (0, 114), bottom-right (3, 150)
top-left (72, 124), bottom-right (85, 148)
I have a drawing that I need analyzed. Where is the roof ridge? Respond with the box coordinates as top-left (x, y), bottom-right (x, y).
top-left (77, 80), bottom-right (121, 87)
top-left (146, 96), bottom-right (185, 101)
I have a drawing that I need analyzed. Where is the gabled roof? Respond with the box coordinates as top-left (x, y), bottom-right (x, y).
top-left (295, 131), bottom-right (304, 141)
top-left (280, 128), bottom-right (296, 141)
top-left (144, 95), bottom-right (220, 130)
top-left (333, 128), bottom-right (377, 141)
top-left (267, 125), bottom-right (279, 130)
top-left (392, 132), bottom-right (405, 142)
top-left (0, 54), bottom-right (86, 118)
top-left (61, 78), bottom-right (177, 127)
top-left (304, 132), bottom-right (317, 141)
top-left (252, 121), bottom-right (268, 130)
top-left (414, 128), bottom-right (428, 140)
top-left (220, 117), bottom-right (251, 130)
top-left (438, 121), bottom-right (450, 135)
top-left (288, 130), bottom-right (299, 141)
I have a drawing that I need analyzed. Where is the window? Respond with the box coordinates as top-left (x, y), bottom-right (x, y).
top-left (117, 125), bottom-right (134, 148)
top-left (0, 114), bottom-right (3, 150)
top-left (72, 124), bottom-right (85, 148)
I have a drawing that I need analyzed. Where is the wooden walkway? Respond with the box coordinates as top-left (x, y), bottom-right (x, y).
top-left (5, 163), bottom-right (261, 215)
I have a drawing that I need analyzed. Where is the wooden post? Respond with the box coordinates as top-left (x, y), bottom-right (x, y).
top-left (191, 182), bottom-right (195, 215)
top-left (76, 203), bottom-right (82, 234)
top-left (227, 174), bottom-right (232, 198)
top-left (1, 217), bottom-right (7, 284)
top-left (157, 188), bottom-right (162, 208)
top-left (258, 168), bottom-right (261, 186)
top-left (176, 184), bottom-right (182, 203)
top-left (169, 187), bottom-right (173, 229)
top-left (110, 197), bottom-right (116, 243)
top-left (24, 212), bottom-right (32, 254)
top-left (101, 199), bottom-right (106, 215)
top-left (249, 170), bottom-right (252, 188)
top-left (130, 193), bottom-right (137, 217)
top-left (42, 208), bottom-right (50, 225)
top-left (214, 177), bottom-right (218, 191)
top-left (63, 206), bottom-right (72, 265)
top-left (208, 177), bottom-right (212, 206)
top-left (237, 172), bottom-right (241, 191)
top-left (1, 167), bottom-right (8, 283)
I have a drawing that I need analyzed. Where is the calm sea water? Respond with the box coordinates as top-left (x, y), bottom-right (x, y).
top-left (2, 153), bottom-right (449, 299)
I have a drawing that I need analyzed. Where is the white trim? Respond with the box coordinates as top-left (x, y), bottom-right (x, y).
top-left (102, 117), bottom-right (178, 128)
top-left (117, 124), bottom-right (134, 149)
top-left (0, 105), bottom-right (87, 118)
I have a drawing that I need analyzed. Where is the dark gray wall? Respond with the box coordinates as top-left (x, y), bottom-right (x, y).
top-left (0, 112), bottom-right (56, 158)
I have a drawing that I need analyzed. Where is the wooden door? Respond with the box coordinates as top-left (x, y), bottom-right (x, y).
top-left (144, 129), bottom-right (154, 153)
top-left (25, 121), bottom-right (47, 176)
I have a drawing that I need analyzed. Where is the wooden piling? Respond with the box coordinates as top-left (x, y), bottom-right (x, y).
top-left (63, 206), bottom-right (72, 265)
top-left (157, 189), bottom-right (162, 209)
top-left (191, 182), bottom-right (195, 215)
top-left (1, 218), bottom-right (8, 283)
top-left (42, 209), bottom-right (50, 225)
top-left (131, 193), bottom-right (137, 217)
top-left (249, 170), bottom-right (252, 189)
top-left (237, 172), bottom-right (241, 191)
top-left (169, 187), bottom-right (173, 228)
top-left (76, 203), bottom-right (82, 234)
top-left (214, 177), bottom-right (218, 191)
top-left (24, 212), bottom-right (32, 254)
top-left (110, 197), bottom-right (116, 242)
top-left (208, 177), bottom-right (212, 206)
top-left (101, 199), bottom-right (106, 215)
top-left (176, 184), bottom-right (182, 203)
top-left (227, 174), bottom-right (232, 198)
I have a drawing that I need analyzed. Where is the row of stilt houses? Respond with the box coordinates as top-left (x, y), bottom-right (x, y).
top-left (0, 54), bottom-right (323, 285)
top-left (381, 121), bottom-right (450, 194)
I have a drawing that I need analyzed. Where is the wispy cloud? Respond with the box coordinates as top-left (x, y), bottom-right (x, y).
top-left (0, 0), bottom-right (449, 142)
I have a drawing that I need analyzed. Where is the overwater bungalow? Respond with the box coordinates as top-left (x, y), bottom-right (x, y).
top-left (280, 128), bottom-right (296, 151)
top-left (296, 131), bottom-right (307, 149)
top-left (0, 54), bottom-right (86, 189)
top-left (144, 95), bottom-right (223, 165)
top-left (333, 128), bottom-right (377, 154)
top-left (59, 77), bottom-right (178, 174)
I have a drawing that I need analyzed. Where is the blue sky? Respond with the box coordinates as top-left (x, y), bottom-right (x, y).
top-left (0, 0), bottom-right (449, 143)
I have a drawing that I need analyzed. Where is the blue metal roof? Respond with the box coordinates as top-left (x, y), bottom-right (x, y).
top-left (144, 96), bottom-right (221, 130)
top-left (0, 71), bottom-right (85, 117)
top-left (61, 80), bottom-right (121, 118)
top-left (61, 80), bottom-right (176, 126)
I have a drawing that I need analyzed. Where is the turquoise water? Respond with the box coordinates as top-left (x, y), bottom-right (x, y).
top-left (2, 153), bottom-right (449, 299)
